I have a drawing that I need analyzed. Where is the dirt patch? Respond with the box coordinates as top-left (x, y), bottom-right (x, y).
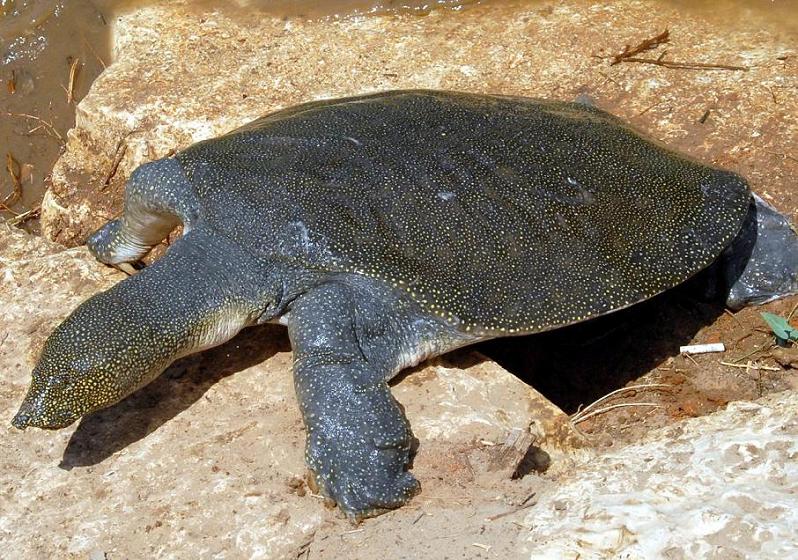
top-left (484, 283), bottom-right (798, 450)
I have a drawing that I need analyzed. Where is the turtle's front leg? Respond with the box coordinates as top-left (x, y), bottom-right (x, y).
top-left (288, 283), bottom-right (420, 519)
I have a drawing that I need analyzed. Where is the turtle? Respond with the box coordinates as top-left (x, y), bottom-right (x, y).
top-left (12, 90), bottom-right (798, 518)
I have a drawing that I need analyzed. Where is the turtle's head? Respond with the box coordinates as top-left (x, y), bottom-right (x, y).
top-left (12, 285), bottom-right (173, 430)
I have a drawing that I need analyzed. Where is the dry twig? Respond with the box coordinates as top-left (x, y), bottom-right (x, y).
top-left (683, 352), bottom-right (700, 367)
top-left (573, 403), bottom-right (662, 425)
top-left (731, 345), bottom-right (770, 363)
top-left (1, 112), bottom-right (64, 143)
top-left (571, 384), bottom-right (671, 424)
top-left (100, 129), bottom-right (145, 191)
top-left (719, 361), bottom-right (780, 372)
top-left (5, 206), bottom-right (40, 227)
top-left (723, 308), bottom-right (745, 329)
top-left (611, 29), bottom-right (670, 65)
top-left (66, 57), bottom-right (82, 104)
top-left (3, 152), bottom-right (22, 207)
top-left (83, 36), bottom-right (107, 70)
top-left (622, 51), bottom-right (748, 71)
top-left (100, 140), bottom-right (128, 191)
top-left (607, 29), bottom-right (747, 72)
top-left (623, 56), bottom-right (748, 71)
top-left (486, 492), bottom-right (537, 521)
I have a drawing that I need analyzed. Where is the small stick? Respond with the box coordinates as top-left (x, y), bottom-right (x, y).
top-left (637, 99), bottom-right (665, 117)
top-left (683, 352), bottom-right (700, 367)
top-left (66, 57), bottom-right (81, 104)
top-left (5, 206), bottom-right (40, 226)
top-left (719, 361), bottom-right (780, 372)
top-left (519, 491), bottom-right (536, 506)
top-left (486, 492), bottom-right (537, 521)
top-left (3, 152), bottom-right (22, 207)
top-left (620, 56), bottom-right (748, 71)
top-left (1, 112), bottom-right (64, 143)
top-left (571, 384), bottom-right (671, 423)
top-left (472, 543), bottom-right (491, 552)
top-left (787, 301), bottom-right (798, 322)
top-left (680, 343), bottom-right (725, 354)
top-left (100, 129), bottom-right (144, 191)
top-left (573, 403), bottom-right (662, 425)
top-left (82, 36), bottom-right (107, 70)
top-left (723, 309), bottom-right (745, 330)
top-left (731, 345), bottom-right (768, 363)
top-left (611, 29), bottom-right (670, 65)
top-left (0, 202), bottom-right (19, 215)
top-left (100, 140), bottom-right (128, 191)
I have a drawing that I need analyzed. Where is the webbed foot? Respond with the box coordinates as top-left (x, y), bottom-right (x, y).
top-left (303, 376), bottom-right (420, 519)
top-left (288, 283), bottom-right (422, 518)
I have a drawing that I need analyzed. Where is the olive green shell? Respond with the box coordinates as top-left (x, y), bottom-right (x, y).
top-left (176, 90), bottom-right (750, 334)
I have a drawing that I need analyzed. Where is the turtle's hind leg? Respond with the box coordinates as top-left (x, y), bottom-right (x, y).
top-left (88, 158), bottom-right (200, 264)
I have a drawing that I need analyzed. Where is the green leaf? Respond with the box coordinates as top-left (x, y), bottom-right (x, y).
top-left (761, 312), bottom-right (798, 341)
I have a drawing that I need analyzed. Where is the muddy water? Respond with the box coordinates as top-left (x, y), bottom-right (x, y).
top-left (1, 0), bottom-right (797, 230)
top-left (0, 1), bottom-right (108, 229)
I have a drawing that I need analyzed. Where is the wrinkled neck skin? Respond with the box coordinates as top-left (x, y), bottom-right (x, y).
top-left (12, 228), bottom-right (303, 431)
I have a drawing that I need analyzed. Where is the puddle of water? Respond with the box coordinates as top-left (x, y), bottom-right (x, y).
top-left (667, 0), bottom-right (798, 36)
top-left (1, 0), bottom-right (109, 230)
top-left (1, 0), bottom-right (796, 231)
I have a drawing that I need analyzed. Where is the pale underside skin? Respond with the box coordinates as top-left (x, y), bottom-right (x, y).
top-left (12, 90), bottom-right (798, 519)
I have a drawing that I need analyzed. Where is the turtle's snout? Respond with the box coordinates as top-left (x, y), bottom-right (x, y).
top-left (11, 408), bottom-right (32, 430)
top-left (13, 284), bottom-right (172, 432)
top-left (11, 383), bottom-right (80, 431)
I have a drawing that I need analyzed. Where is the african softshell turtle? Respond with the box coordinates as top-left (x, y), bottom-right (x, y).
top-left (12, 90), bottom-right (798, 517)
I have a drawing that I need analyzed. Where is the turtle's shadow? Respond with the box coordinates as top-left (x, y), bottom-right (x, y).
top-left (59, 323), bottom-right (290, 469)
top-left (480, 274), bottom-right (726, 414)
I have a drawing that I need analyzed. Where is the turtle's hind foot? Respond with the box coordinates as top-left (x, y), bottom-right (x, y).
top-left (88, 219), bottom-right (153, 265)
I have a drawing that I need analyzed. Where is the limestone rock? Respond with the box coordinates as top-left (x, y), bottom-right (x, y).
top-left (524, 391), bottom-right (798, 559)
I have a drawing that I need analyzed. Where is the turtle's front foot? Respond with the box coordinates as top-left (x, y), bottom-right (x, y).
top-left (288, 282), bottom-right (421, 518)
top-left (302, 370), bottom-right (420, 519)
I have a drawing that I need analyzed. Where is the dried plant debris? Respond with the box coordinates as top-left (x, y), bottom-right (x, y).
top-left (611, 29), bottom-right (671, 65)
top-left (65, 57), bottom-right (82, 104)
top-left (1, 112), bottom-right (64, 143)
top-left (607, 29), bottom-right (748, 71)
top-left (3, 152), bottom-right (23, 209)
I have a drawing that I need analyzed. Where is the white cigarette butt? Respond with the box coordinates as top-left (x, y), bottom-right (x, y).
top-left (680, 343), bottom-right (725, 354)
